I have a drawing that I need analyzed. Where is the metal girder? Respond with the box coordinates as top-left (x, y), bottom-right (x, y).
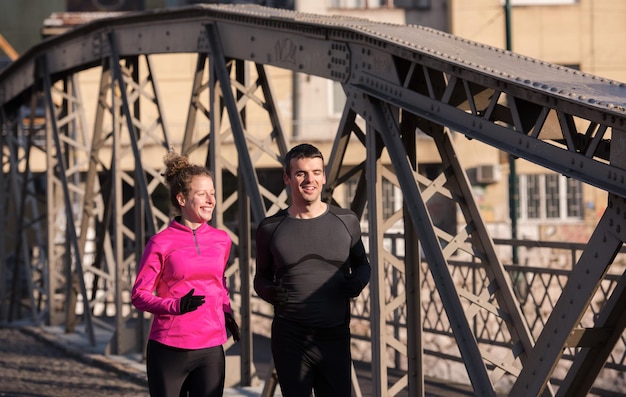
top-left (353, 89), bottom-right (497, 395)
top-left (0, 107), bottom-right (7, 321)
top-left (399, 112), bottom-right (423, 397)
top-left (2, 5), bottom-right (626, 396)
top-left (8, 102), bottom-right (48, 326)
top-left (558, 266), bottom-right (626, 396)
top-left (367, 123), bottom-right (391, 397)
top-left (176, 35), bottom-right (290, 385)
top-left (33, 36), bottom-right (173, 352)
top-left (41, 54), bottom-right (96, 345)
top-left (205, 23), bottom-right (265, 224)
top-left (182, 54), bottom-right (211, 156)
top-left (345, 42), bottom-right (626, 198)
top-left (319, 106), bottom-right (370, 397)
top-left (96, 33), bottom-right (185, 355)
top-left (105, 34), bottom-right (173, 354)
top-left (510, 199), bottom-right (625, 395)
top-left (325, 106), bottom-right (367, 211)
top-left (327, 102), bottom-right (421, 397)
top-left (0, 100), bottom-right (48, 325)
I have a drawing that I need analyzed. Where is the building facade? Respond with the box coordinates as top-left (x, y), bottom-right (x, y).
top-left (2, 0), bottom-right (625, 260)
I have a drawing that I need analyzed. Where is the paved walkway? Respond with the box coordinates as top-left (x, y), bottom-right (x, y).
top-left (0, 325), bottom-right (147, 396)
top-left (4, 322), bottom-right (477, 397)
top-left (8, 322), bottom-right (280, 397)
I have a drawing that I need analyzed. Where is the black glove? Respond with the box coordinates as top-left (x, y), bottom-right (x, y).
top-left (179, 288), bottom-right (205, 314)
top-left (342, 275), bottom-right (364, 298)
top-left (225, 312), bottom-right (241, 342)
top-left (263, 285), bottom-right (290, 306)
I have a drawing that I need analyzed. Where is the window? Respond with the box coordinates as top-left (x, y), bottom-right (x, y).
top-left (344, 177), bottom-right (367, 223)
top-left (344, 176), bottom-right (401, 220)
top-left (382, 179), bottom-right (403, 219)
top-left (518, 173), bottom-right (582, 221)
top-left (500, 0), bottom-right (577, 5)
top-left (330, 81), bottom-right (346, 117)
top-left (500, 0), bottom-right (578, 6)
top-left (330, 0), bottom-right (392, 9)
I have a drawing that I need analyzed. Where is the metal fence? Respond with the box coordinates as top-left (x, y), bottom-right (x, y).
top-left (329, 235), bottom-right (626, 394)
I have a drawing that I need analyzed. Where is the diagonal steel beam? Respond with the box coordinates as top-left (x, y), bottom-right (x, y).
top-left (557, 270), bottom-right (626, 396)
top-left (510, 201), bottom-right (624, 395)
top-left (350, 86), bottom-right (498, 395)
top-left (40, 54), bottom-right (96, 345)
top-left (205, 23), bottom-right (265, 223)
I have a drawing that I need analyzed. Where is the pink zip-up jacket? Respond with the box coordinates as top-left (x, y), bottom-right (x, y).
top-left (131, 218), bottom-right (233, 349)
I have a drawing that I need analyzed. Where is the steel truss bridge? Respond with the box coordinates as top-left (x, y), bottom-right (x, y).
top-left (1, 4), bottom-right (626, 397)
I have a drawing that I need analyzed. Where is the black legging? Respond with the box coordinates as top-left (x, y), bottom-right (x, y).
top-left (271, 317), bottom-right (352, 397)
top-left (146, 340), bottom-right (225, 397)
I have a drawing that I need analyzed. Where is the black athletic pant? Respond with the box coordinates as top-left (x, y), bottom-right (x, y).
top-left (146, 339), bottom-right (225, 397)
top-left (271, 317), bottom-right (351, 397)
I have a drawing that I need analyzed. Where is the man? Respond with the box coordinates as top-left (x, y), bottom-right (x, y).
top-left (254, 143), bottom-right (371, 397)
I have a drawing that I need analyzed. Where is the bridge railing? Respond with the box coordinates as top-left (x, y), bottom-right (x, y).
top-left (254, 234), bottom-right (625, 393)
top-left (349, 234), bottom-right (625, 393)
top-left (7, 227), bottom-right (625, 392)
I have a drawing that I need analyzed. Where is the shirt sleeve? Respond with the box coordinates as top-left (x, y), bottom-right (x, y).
top-left (131, 238), bottom-right (179, 315)
top-left (254, 218), bottom-right (277, 303)
top-left (350, 239), bottom-right (371, 289)
top-left (222, 239), bottom-right (234, 314)
top-left (348, 213), bottom-right (371, 289)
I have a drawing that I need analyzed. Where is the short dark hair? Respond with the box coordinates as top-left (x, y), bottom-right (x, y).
top-left (284, 143), bottom-right (324, 175)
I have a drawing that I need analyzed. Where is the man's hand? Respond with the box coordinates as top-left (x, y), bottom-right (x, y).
top-left (225, 312), bottom-right (241, 342)
top-left (342, 275), bottom-right (364, 298)
top-left (263, 285), bottom-right (290, 306)
top-left (179, 288), bottom-right (205, 314)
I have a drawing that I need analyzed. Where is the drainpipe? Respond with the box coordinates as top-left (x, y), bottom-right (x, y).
top-left (505, 0), bottom-right (519, 265)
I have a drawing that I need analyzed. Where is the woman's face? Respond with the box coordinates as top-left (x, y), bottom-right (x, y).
top-left (177, 174), bottom-right (215, 227)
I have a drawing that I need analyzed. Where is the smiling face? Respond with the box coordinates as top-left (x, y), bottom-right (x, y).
top-left (284, 156), bottom-right (326, 207)
top-left (177, 174), bottom-right (216, 228)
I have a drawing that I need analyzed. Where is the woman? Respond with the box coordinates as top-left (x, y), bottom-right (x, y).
top-left (132, 151), bottom-right (240, 397)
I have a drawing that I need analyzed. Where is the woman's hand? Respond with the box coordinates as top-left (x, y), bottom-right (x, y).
top-left (225, 312), bottom-right (241, 342)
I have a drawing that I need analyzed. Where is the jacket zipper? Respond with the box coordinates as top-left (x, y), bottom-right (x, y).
top-left (193, 229), bottom-right (200, 255)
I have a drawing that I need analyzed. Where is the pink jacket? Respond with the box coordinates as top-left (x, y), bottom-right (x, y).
top-left (131, 218), bottom-right (233, 349)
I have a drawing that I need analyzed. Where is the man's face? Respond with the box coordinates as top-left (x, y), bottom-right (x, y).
top-left (284, 156), bottom-right (326, 206)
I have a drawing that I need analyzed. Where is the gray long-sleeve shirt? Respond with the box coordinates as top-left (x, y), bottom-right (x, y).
top-left (254, 205), bottom-right (370, 328)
